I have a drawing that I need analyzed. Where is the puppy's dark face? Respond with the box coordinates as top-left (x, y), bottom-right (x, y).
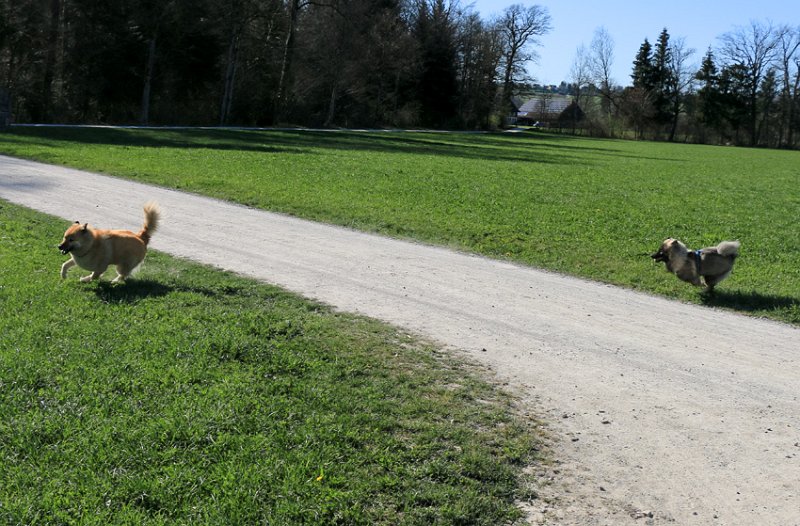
top-left (650, 238), bottom-right (675, 263)
top-left (651, 247), bottom-right (668, 263)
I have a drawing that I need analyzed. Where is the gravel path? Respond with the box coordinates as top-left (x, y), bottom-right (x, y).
top-left (1, 155), bottom-right (798, 525)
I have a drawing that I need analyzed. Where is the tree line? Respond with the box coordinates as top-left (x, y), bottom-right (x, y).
top-left (0, 0), bottom-right (550, 129)
top-left (1, 1), bottom-right (799, 148)
top-left (565, 22), bottom-right (800, 148)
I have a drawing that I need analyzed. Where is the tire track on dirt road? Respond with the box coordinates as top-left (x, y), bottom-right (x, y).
top-left (1, 155), bottom-right (798, 525)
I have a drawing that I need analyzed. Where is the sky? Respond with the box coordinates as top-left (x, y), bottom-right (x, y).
top-left (468, 0), bottom-right (798, 86)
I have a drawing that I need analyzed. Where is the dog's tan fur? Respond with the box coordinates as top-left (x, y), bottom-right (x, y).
top-left (651, 238), bottom-right (740, 291)
top-left (59, 202), bottom-right (160, 283)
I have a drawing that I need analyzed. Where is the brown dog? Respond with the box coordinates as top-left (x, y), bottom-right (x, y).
top-left (59, 202), bottom-right (160, 283)
top-left (651, 238), bottom-right (740, 291)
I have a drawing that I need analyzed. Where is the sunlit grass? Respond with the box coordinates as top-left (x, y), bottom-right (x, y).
top-left (0, 202), bottom-right (542, 525)
top-left (1, 126), bottom-right (798, 323)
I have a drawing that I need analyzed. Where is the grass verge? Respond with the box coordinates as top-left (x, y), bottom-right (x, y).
top-left (1, 126), bottom-right (798, 324)
top-left (0, 201), bottom-right (542, 525)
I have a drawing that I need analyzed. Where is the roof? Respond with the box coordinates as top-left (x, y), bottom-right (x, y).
top-left (517, 96), bottom-right (572, 116)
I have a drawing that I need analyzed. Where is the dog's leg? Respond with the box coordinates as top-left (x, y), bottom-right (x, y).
top-left (60, 258), bottom-right (76, 279)
top-left (679, 270), bottom-right (703, 286)
top-left (80, 268), bottom-right (107, 282)
top-left (113, 262), bottom-right (137, 283)
top-left (704, 271), bottom-right (731, 291)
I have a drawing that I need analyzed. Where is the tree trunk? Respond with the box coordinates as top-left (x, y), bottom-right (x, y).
top-left (501, 47), bottom-right (516, 118)
top-left (668, 98), bottom-right (680, 142)
top-left (140, 35), bottom-right (157, 125)
top-left (785, 70), bottom-right (800, 147)
top-left (324, 82), bottom-right (338, 128)
top-left (276, 0), bottom-right (300, 123)
top-left (41, 0), bottom-right (62, 121)
top-left (220, 28), bottom-right (241, 126)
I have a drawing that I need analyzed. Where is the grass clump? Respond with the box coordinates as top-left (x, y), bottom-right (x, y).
top-left (0, 201), bottom-right (542, 525)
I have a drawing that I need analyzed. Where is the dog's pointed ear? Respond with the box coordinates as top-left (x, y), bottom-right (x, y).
top-left (74, 220), bottom-right (80, 224)
top-left (81, 223), bottom-right (89, 231)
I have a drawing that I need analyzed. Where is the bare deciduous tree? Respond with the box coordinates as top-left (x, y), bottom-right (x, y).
top-left (218, 0), bottom-right (279, 126)
top-left (137, 0), bottom-right (178, 126)
top-left (276, 0), bottom-right (306, 123)
top-left (568, 44), bottom-right (592, 133)
top-left (719, 20), bottom-right (781, 145)
top-left (496, 3), bottom-right (552, 115)
top-left (775, 25), bottom-right (800, 147)
top-left (589, 27), bottom-right (615, 96)
top-left (589, 26), bottom-right (617, 134)
top-left (666, 37), bottom-right (696, 141)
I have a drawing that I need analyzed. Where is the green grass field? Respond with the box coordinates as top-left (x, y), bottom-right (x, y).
top-left (1, 126), bottom-right (798, 323)
top-left (0, 202), bottom-right (541, 525)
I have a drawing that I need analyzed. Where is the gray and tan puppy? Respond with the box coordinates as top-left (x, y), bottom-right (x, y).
top-left (58, 202), bottom-right (160, 283)
top-left (651, 238), bottom-right (740, 291)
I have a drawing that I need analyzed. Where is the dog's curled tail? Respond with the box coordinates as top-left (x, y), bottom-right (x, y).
top-left (717, 240), bottom-right (740, 258)
top-left (138, 201), bottom-right (160, 246)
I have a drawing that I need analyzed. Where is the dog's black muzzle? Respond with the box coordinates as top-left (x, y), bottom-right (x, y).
top-left (651, 250), bottom-right (667, 263)
top-left (58, 243), bottom-right (71, 255)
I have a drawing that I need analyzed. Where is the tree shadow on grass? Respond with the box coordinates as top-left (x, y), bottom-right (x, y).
top-left (7, 125), bottom-right (603, 165)
top-left (701, 289), bottom-right (800, 318)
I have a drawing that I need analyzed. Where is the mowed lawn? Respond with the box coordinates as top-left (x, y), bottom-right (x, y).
top-left (1, 126), bottom-right (798, 323)
top-left (0, 202), bottom-right (541, 525)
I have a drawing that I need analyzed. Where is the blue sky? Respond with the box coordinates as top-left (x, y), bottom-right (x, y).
top-left (468, 0), bottom-right (798, 86)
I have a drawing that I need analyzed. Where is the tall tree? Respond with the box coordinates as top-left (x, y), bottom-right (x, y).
top-left (589, 26), bottom-right (617, 135)
top-left (651, 28), bottom-right (674, 129)
top-left (628, 38), bottom-right (656, 137)
top-left (757, 67), bottom-right (779, 145)
top-left (133, 0), bottom-right (177, 125)
top-left (40, 0), bottom-right (65, 121)
top-left (495, 3), bottom-right (551, 116)
top-left (275, 0), bottom-right (303, 123)
top-left (719, 20), bottom-right (780, 145)
top-left (567, 43), bottom-right (592, 133)
top-left (718, 63), bottom-right (751, 143)
top-left (775, 25), bottom-right (800, 147)
top-left (664, 36), bottom-right (696, 141)
top-left (65, 0), bottom-right (145, 122)
top-left (217, 0), bottom-right (273, 125)
top-left (1, 0), bottom-right (54, 121)
top-left (413, 0), bottom-right (459, 127)
top-left (350, 1), bottom-right (417, 127)
top-left (631, 38), bottom-right (655, 90)
top-left (457, 11), bottom-right (502, 128)
top-left (695, 48), bottom-right (723, 138)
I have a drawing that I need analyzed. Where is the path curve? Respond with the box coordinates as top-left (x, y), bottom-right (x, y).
top-left (1, 155), bottom-right (798, 525)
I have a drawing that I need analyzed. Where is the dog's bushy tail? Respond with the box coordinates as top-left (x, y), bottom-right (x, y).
top-left (717, 240), bottom-right (740, 257)
top-left (138, 201), bottom-right (160, 246)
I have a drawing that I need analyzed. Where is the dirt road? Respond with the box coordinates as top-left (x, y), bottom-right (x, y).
top-left (1, 155), bottom-right (798, 525)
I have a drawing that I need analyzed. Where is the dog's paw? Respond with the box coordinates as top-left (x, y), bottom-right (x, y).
top-left (79, 275), bottom-right (94, 283)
